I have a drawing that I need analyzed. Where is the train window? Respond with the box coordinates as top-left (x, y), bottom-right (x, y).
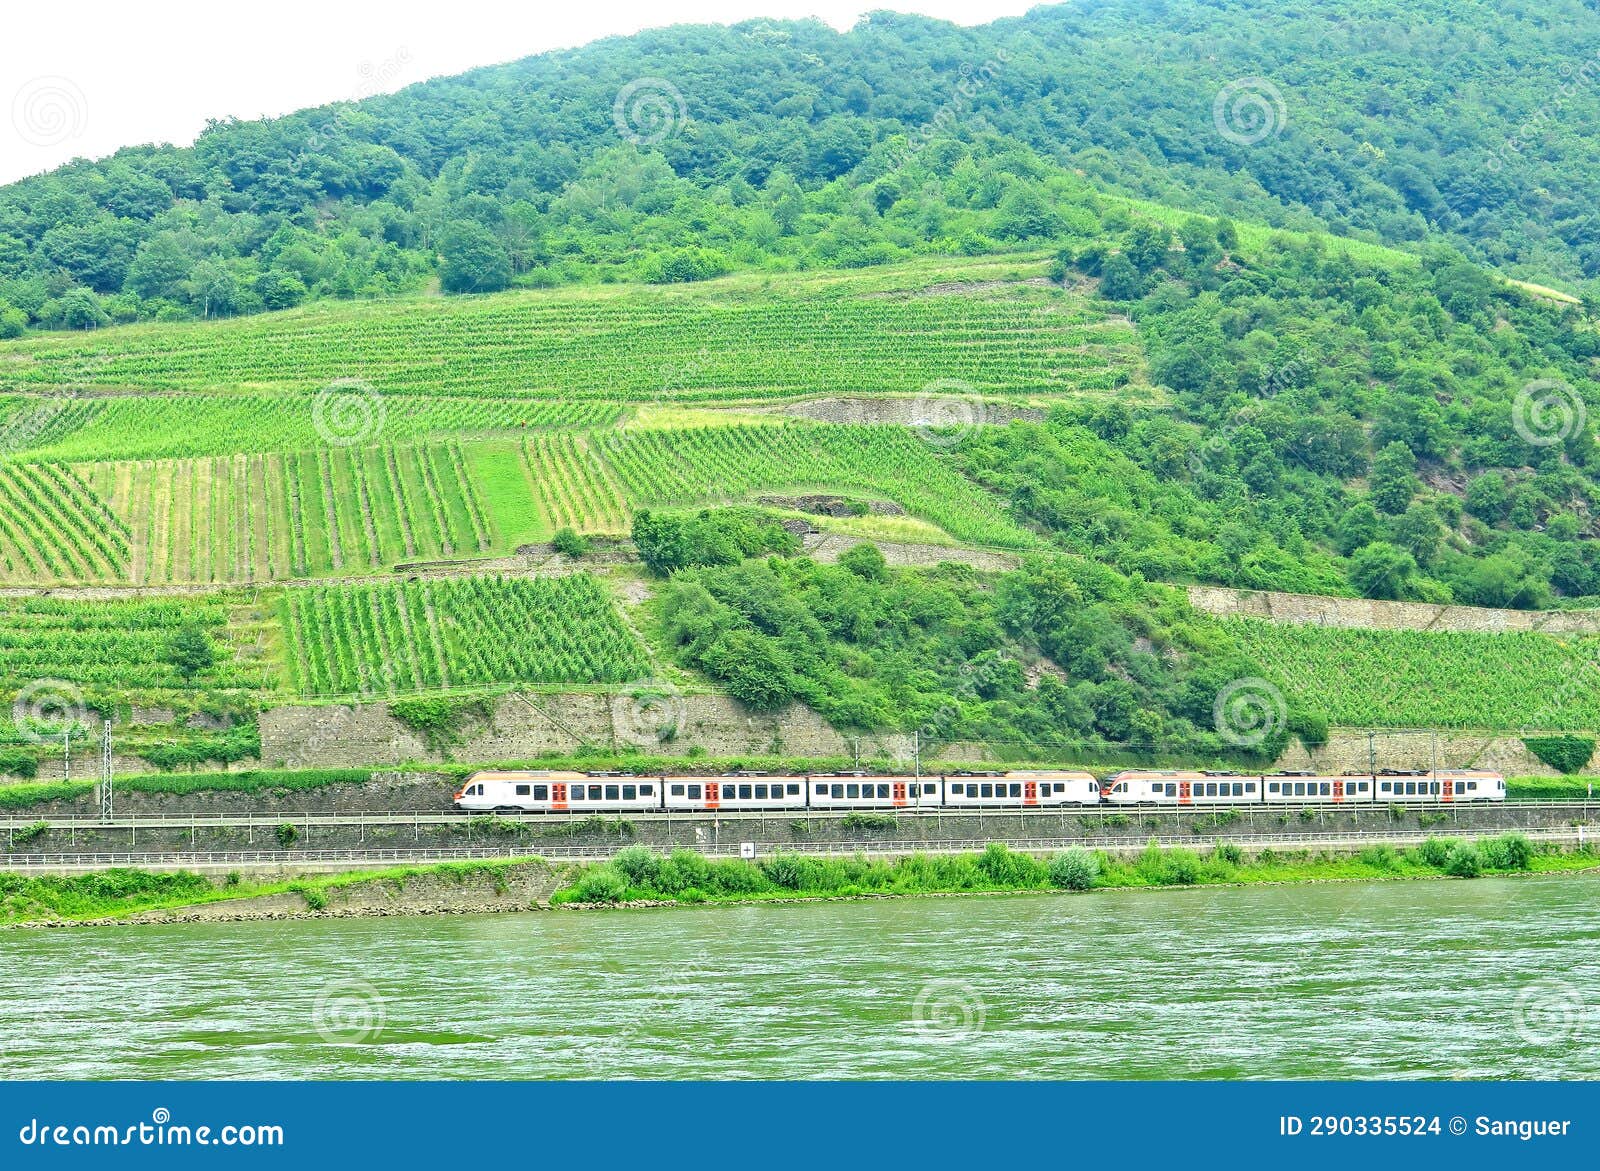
top-left (600, 785), bottom-right (615, 800)
top-left (1320, 782), bottom-right (1331, 796)
top-left (753, 785), bottom-right (766, 799)
top-left (640, 785), bottom-right (653, 797)
top-left (950, 784), bottom-right (964, 795)
top-left (1268, 782), bottom-right (1279, 794)
top-left (533, 785), bottom-right (548, 801)
top-left (846, 784), bottom-right (860, 799)
top-left (670, 784), bottom-right (684, 797)
top-left (980, 784), bottom-right (993, 798)
top-left (515, 784), bottom-right (531, 796)
top-left (1166, 784), bottom-right (1178, 797)
top-left (1010, 784), bottom-right (1022, 797)
top-left (623, 785), bottom-right (637, 800)
top-left (924, 784), bottom-right (936, 796)
top-left (736, 785), bottom-right (751, 799)
top-left (1291, 783), bottom-right (1303, 796)
top-left (1465, 781), bottom-right (1476, 791)
top-left (816, 784), bottom-right (827, 795)
top-left (688, 785), bottom-right (702, 800)
top-left (788, 784), bottom-right (800, 796)
top-left (831, 785), bottom-right (843, 799)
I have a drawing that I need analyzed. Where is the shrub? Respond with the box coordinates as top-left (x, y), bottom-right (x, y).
top-left (976, 842), bottom-right (1045, 887)
top-left (1415, 837), bottom-right (1454, 868)
top-left (10, 820), bottom-right (49, 848)
top-left (1480, 833), bottom-right (1534, 871)
top-left (569, 866), bottom-right (628, 903)
top-left (667, 848), bottom-right (710, 889)
top-left (762, 853), bottom-right (806, 890)
top-left (1048, 848), bottom-right (1099, 891)
top-left (611, 846), bottom-right (663, 887)
top-left (1445, 842), bottom-right (1483, 878)
top-left (1357, 844), bottom-right (1399, 870)
top-left (1523, 735), bottom-right (1595, 775)
top-left (275, 822), bottom-right (298, 849)
top-left (1213, 841), bottom-right (1243, 866)
top-left (552, 527), bottom-right (591, 558)
top-left (1165, 850), bottom-right (1202, 885)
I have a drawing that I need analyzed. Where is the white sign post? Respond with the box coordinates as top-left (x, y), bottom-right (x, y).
top-left (739, 841), bottom-right (757, 860)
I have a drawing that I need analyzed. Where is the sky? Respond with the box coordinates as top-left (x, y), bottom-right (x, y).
top-left (1, 0), bottom-right (1039, 185)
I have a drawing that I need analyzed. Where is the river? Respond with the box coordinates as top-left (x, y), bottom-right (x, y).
top-left (2, 874), bottom-right (1596, 1079)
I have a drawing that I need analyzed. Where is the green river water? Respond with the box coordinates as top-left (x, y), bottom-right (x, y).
top-left (1, 874), bottom-right (1596, 1079)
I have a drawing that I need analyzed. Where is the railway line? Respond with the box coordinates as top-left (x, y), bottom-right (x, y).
top-left (1, 826), bottom-right (1591, 873)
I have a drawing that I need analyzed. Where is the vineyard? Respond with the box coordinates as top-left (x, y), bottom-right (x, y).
top-left (14, 393), bottom-right (619, 462)
top-left (282, 574), bottom-right (650, 696)
top-left (0, 594), bottom-right (274, 695)
top-left (1227, 618), bottom-right (1600, 731)
top-left (521, 433), bottom-right (630, 535)
top-left (0, 462), bottom-right (129, 583)
top-left (0, 257), bottom-right (1144, 406)
top-left (602, 423), bottom-right (1030, 548)
top-left (78, 443), bottom-right (496, 583)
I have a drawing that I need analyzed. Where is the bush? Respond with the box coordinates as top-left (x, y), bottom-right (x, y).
top-left (1213, 841), bottom-right (1243, 866)
top-left (1523, 735), bottom-right (1595, 775)
top-left (762, 853), bottom-right (806, 890)
top-left (275, 822), bottom-right (298, 849)
top-left (667, 848), bottom-right (710, 889)
top-left (1479, 833), bottom-right (1534, 871)
top-left (1048, 848), bottom-right (1099, 890)
top-left (1445, 842), bottom-right (1483, 878)
top-left (1357, 844), bottom-right (1399, 870)
top-left (975, 842), bottom-right (1046, 887)
top-left (1415, 837), bottom-right (1454, 868)
top-left (552, 527), bottom-right (590, 558)
top-left (611, 846), bottom-right (662, 887)
top-left (569, 866), bottom-right (628, 903)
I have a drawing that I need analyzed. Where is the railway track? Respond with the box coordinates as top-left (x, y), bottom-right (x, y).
top-left (0, 826), bottom-right (1591, 872)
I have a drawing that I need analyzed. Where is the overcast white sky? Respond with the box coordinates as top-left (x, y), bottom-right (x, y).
top-left (1, 0), bottom-right (1037, 184)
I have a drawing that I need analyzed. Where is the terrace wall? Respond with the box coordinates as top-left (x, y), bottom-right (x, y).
top-left (1188, 585), bottom-right (1600, 634)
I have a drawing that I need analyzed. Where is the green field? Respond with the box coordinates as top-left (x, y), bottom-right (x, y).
top-left (283, 574), bottom-right (651, 696)
top-left (0, 258), bottom-right (1142, 406)
top-left (1228, 618), bottom-right (1600, 731)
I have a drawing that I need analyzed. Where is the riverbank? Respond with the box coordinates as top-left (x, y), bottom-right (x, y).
top-left (5, 836), bottom-right (1598, 927)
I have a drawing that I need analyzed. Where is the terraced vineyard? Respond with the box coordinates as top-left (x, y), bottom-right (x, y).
top-left (0, 258), bottom-right (1144, 407)
top-left (79, 443), bottom-right (494, 583)
top-left (15, 393), bottom-right (619, 462)
top-left (603, 423), bottom-right (1029, 547)
top-left (283, 574), bottom-right (650, 696)
top-left (521, 433), bottom-right (629, 535)
top-left (0, 463), bottom-right (129, 583)
top-left (0, 595), bottom-right (275, 695)
top-left (1227, 618), bottom-right (1600, 731)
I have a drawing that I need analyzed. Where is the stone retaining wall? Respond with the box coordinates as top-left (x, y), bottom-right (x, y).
top-left (260, 692), bottom-right (914, 770)
top-left (1189, 585), bottom-right (1600, 634)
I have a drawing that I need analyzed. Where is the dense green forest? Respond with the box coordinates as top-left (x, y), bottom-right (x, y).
top-left (3, 0), bottom-right (1600, 333)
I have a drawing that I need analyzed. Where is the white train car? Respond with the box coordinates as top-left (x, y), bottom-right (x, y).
top-left (1261, 773), bottom-right (1375, 804)
top-left (453, 771), bottom-right (663, 813)
top-left (808, 774), bottom-right (942, 809)
top-left (1102, 770), bottom-right (1261, 805)
top-left (663, 774), bottom-right (808, 812)
top-left (1373, 770), bottom-right (1505, 803)
top-left (943, 770), bottom-right (1100, 807)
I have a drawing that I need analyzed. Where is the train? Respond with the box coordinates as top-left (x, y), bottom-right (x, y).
top-left (452, 767), bottom-right (1506, 813)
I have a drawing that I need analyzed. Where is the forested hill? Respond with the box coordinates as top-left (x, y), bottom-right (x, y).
top-left (3, 0), bottom-right (1600, 332)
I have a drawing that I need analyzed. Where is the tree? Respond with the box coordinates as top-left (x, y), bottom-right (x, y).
top-left (165, 623), bottom-right (216, 680)
top-left (1098, 254), bottom-right (1144, 300)
top-left (838, 542), bottom-right (887, 580)
top-left (1369, 441), bottom-right (1418, 514)
top-left (1349, 541), bottom-right (1417, 599)
top-left (439, 222), bottom-right (511, 294)
top-left (703, 630), bottom-right (794, 709)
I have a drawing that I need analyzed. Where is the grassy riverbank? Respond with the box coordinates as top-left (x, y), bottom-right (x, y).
top-left (0, 857), bottom-right (555, 925)
top-left (551, 837), bottom-right (1600, 906)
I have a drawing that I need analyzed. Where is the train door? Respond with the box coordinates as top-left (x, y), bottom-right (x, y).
top-left (892, 781), bottom-right (908, 808)
top-left (552, 782), bottom-right (568, 811)
top-left (1441, 778), bottom-right (1454, 803)
top-left (706, 782), bottom-right (721, 811)
top-left (1332, 779), bottom-right (1344, 804)
top-left (1024, 780), bottom-right (1039, 807)
top-left (1178, 779), bottom-right (1192, 805)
